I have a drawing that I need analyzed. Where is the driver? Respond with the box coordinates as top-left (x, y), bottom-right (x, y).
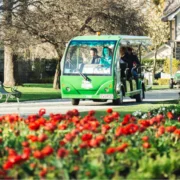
top-left (90, 48), bottom-right (101, 64)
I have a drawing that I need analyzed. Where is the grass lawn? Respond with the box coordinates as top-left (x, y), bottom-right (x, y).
top-left (0, 83), bottom-right (61, 102)
top-left (152, 85), bottom-right (169, 90)
top-left (81, 100), bottom-right (179, 119)
top-left (0, 83), bottom-right (170, 103)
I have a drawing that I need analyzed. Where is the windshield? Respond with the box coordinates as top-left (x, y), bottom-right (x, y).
top-left (63, 40), bottom-right (117, 75)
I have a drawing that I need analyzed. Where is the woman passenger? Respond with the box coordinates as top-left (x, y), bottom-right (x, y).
top-left (100, 47), bottom-right (112, 67)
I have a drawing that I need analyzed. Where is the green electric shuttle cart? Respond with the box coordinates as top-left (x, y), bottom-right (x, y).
top-left (60, 34), bottom-right (151, 105)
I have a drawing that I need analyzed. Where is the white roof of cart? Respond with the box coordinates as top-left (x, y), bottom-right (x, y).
top-left (71, 35), bottom-right (151, 46)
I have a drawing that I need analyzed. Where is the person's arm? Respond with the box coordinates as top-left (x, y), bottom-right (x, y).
top-left (134, 55), bottom-right (141, 65)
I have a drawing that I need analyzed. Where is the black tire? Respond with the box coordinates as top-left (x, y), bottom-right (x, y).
top-left (72, 99), bottom-right (80, 105)
top-left (112, 93), bottom-right (123, 105)
top-left (135, 89), bottom-right (143, 102)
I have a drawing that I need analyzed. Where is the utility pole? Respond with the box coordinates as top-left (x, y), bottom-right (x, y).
top-left (170, 41), bottom-right (174, 77)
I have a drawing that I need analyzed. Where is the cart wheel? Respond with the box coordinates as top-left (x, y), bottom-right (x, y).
top-left (112, 93), bottom-right (123, 105)
top-left (135, 89), bottom-right (143, 102)
top-left (72, 99), bottom-right (80, 105)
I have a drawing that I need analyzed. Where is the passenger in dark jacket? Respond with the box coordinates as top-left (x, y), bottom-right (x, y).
top-left (127, 47), bottom-right (141, 78)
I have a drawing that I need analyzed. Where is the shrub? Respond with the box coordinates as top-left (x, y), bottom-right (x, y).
top-left (142, 59), bottom-right (165, 71)
top-left (163, 58), bottom-right (179, 74)
top-left (157, 78), bottom-right (169, 85)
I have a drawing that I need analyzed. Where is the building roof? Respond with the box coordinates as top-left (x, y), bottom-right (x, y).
top-left (142, 44), bottom-right (171, 59)
top-left (162, 0), bottom-right (180, 21)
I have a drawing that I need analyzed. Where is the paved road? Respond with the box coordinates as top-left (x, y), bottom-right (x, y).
top-left (0, 89), bottom-right (179, 116)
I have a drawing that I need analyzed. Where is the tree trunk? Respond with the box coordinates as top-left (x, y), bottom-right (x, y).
top-left (3, 0), bottom-right (16, 86)
top-left (3, 45), bottom-right (15, 86)
top-left (53, 58), bottom-right (61, 89)
top-left (152, 46), bottom-right (158, 84)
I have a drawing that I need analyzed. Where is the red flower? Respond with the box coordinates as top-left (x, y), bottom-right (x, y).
top-left (115, 126), bottom-right (124, 137)
top-left (73, 166), bottom-right (79, 171)
top-left (174, 129), bottom-right (180, 137)
top-left (57, 148), bottom-right (68, 158)
top-left (28, 135), bottom-right (38, 142)
top-left (143, 142), bottom-right (151, 149)
top-left (21, 141), bottom-right (29, 147)
top-left (58, 124), bottom-right (67, 130)
top-left (65, 133), bottom-right (75, 142)
top-left (73, 149), bottom-right (79, 155)
top-left (167, 112), bottom-right (174, 120)
top-left (39, 168), bottom-right (48, 177)
top-left (72, 109), bottom-right (79, 116)
top-left (104, 115), bottom-right (114, 123)
top-left (88, 110), bottom-right (95, 116)
top-left (38, 134), bottom-right (48, 142)
top-left (30, 163), bottom-right (37, 169)
top-left (8, 155), bottom-right (23, 164)
top-left (116, 143), bottom-right (128, 152)
top-left (3, 161), bottom-right (14, 170)
top-left (21, 148), bottom-right (31, 161)
top-left (28, 122), bottom-right (40, 131)
top-left (101, 124), bottom-right (111, 134)
top-left (7, 148), bottom-right (17, 156)
top-left (39, 108), bottom-right (46, 117)
top-left (59, 140), bottom-right (66, 146)
top-left (81, 133), bottom-right (92, 141)
top-left (44, 122), bottom-right (56, 132)
top-left (166, 126), bottom-right (176, 133)
top-left (96, 134), bottom-right (105, 143)
top-left (138, 120), bottom-right (150, 127)
top-left (106, 147), bottom-right (116, 155)
top-left (142, 136), bottom-right (149, 141)
top-left (156, 114), bottom-right (164, 122)
top-left (0, 169), bottom-right (7, 176)
top-left (41, 146), bottom-right (54, 156)
top-left (37, 118), bottom-right (46, 126)
top-left (72, 116), bottom-right (79, 124)
top-left (33, 150), bottom-right (44, 159)
top-left (79, 141), bottom-right (89, 149)
top-left (112, 112), bottom-right (120, 119)
top-left (157, 126), bottom-right (165, 136)
top-left (71, 129), bottom-right (79, 136)
top-left (106, 108), bottom-right (113, 114)
top-left (89, 139), bottom-right (100, 148)
top-left (122, 114), bottom-right (131, 125)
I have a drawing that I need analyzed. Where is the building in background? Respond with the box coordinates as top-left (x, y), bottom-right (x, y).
top-left (162, 0), bottom-right (180, 60)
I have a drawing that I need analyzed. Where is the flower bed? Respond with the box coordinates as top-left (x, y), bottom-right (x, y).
top-left (0, 106), bottom-right (180, 179)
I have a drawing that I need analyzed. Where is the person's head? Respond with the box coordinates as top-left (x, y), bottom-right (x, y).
top-left (120, 47), bottom-right (126, 56)
top-left (127, 47), bottom-right (133, 55)
top-left (90, 48), bottom-right (98, 57)
top-left (102, 47), bottom-right (111, 57)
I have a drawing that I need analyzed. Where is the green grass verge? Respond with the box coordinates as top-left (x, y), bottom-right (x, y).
top-left (80, 100), bottom-right (179, 119)
top-left (152, 85), bottom-right (169, 90)
top-left (0, 83), bottom-right (61, 102)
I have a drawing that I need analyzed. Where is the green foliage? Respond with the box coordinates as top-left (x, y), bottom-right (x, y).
top-left (142, 59), bottom-right (165, 71)
top-left (157, 78), bottom-right (169, 85)
top-left (163, 58), bottom-right (179, 74)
